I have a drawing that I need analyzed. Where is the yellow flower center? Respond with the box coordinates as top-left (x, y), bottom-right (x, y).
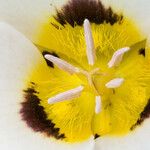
top-left (24, 16), bottom-right (150, 143)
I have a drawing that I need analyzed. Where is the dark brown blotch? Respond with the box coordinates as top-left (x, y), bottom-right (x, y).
top-left (42, 51), bottom-right (59, 68)
top-left (50, 22), bottom-right (61, 30)
top-left (24, 88), bottom-right (37, 94)
top-left (130, 99), bottom-right (150, 130)
top-left (139, 48), bottom-right (145, 57)
top-left (30, 82), bottom-right (35, 85)
top-left (20, 88), bottom-right (65, 140)
top-left (54, 0), bottom-right (123, 27)
top-left (94, 134), bottom-right (100, 139)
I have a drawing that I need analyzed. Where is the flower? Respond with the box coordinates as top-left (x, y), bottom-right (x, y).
top-left (0, 0), bottom-right (150, 150)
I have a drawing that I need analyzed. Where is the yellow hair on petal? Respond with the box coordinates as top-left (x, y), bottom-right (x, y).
top-left (25, 16), bottom-right (150, 143)
top-left (37, 17), bottom-right (143, 67)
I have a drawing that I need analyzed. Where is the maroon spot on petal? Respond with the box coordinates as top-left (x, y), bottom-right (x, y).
top-left (94, 134), bottom-right (100, 139)
top-left (139, 48), bottom-right (145, 57)
top-left (130, 99), bottom-right (150, 130)
top-left (20, 87), bottom-right (65, 140)
top-left (54, 0), bottom-right (123, 27)
top-left (42, 51), bottom-right (59, 68)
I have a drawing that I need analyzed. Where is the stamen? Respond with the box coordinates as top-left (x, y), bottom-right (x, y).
top-left (48, 86), bottom-right (84, 104)
top-left (105, 78), bottom-right (124, 88)
top-left (83, 19), bottom-right (95, 66)
top-left (108, 47), bottom-right (130, 68)
top-left (95, 96), bottom-right (101, 114)
top-left (44, 54), bottom-right (80, 74)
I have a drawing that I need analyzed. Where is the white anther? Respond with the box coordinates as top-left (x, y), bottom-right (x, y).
top-left (108, 47), bottom-right (130, 68)
top-left (84, 19), bottom-right (95, 66)
top-left (105, 78), bottom-right (124, 88)
top-left (95, 96), bottom-right (101, 114)
top-left (48, 86), bottom-right (84, 104)
top-left (44, 54), bottom-right (80, 74)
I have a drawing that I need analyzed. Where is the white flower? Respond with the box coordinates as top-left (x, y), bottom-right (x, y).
top-left (0, 0), bottom-right (150, 150)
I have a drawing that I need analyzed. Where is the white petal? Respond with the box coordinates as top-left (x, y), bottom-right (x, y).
top-left (0, 0), bottom-right (149, 43)
top-left (95, 119), bottom-right (150, 150)
top-left (0, 22), bottom-right (45, 92)
top-left (105, 78), bottom-right (124, 89)
top-left (104, 0), bottom-right (150, 41)
top-left (0, 22), bottom-right (94, 150)
top-left (108, 47), bottom-right (130, 68)
top-left (0, 0), bottom-right (150, 42)
top-left (0, 0), bottom-right (67, 41)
